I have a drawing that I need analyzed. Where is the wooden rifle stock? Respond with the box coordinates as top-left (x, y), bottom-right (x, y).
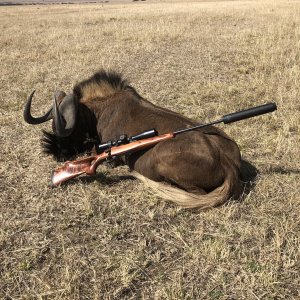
top-left (51, 133), bottom-right (174, 186)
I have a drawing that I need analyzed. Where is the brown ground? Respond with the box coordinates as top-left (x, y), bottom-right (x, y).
top-left (1, 1), bottom-right (299, 299)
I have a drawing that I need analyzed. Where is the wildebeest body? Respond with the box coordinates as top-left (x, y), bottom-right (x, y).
top-left (25, 70), bottom-right (242, 208)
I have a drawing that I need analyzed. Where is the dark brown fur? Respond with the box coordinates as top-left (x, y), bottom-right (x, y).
top-left (43, 70), bottom-right (242, 208)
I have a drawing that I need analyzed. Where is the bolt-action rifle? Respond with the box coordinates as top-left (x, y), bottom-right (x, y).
top-left (51, 102), bottom-right (277, 186)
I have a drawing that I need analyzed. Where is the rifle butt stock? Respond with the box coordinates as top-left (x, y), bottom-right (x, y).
top-left (51, 156), bottom-right (100, 186)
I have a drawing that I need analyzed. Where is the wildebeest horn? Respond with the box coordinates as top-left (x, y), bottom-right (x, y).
top-left (23, 90), bottom-right (53, 124)
top-left (52, 93), bottom-right (78, 137)
top-left (24, 90), bottom-right (78, 137)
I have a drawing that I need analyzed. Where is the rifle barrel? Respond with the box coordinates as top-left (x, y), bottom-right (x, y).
top-left (173, 119), bottom-right (223, 135)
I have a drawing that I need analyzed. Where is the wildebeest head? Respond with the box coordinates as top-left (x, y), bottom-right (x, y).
top-left (24, 90), bottom-right (99, 161)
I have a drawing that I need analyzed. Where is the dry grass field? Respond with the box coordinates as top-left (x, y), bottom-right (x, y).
top-left (1, 0), bottom-right (300, 299)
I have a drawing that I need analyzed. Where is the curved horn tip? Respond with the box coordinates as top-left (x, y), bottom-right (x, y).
top-left (23, 90), bottom-right (53, 125)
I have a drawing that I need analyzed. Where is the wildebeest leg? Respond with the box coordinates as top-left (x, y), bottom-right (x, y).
top-left (128, 148), bottom-right (164, 181)
top-left (129, 141), bottom-right (225, 194)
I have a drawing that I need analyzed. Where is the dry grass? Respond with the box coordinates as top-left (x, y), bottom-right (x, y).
top-left (1, 1), bottom-right (299, 299)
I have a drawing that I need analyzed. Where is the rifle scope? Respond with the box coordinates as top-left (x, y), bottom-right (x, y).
top-left (96, 129), bottom-right (158, 154)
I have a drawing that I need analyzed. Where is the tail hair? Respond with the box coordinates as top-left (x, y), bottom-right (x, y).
top-left (131, 164), bottom-right (239, 209)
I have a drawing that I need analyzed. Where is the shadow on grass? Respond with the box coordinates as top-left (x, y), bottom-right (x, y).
top-left (240, 158), bottom-right (259, 195)
top-left (262, 166), bottom-right (300, 175)
top-left (64, 172), bottom-right (137, 187)
top-left (237, 160), bottom-right (300, 204)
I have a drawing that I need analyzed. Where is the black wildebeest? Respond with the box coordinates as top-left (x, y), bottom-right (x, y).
top-left (24, 70), bottom-right (242, 209)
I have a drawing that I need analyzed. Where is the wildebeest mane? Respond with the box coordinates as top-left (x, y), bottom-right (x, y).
top-left (73, 70), bottom-right (135, 102)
